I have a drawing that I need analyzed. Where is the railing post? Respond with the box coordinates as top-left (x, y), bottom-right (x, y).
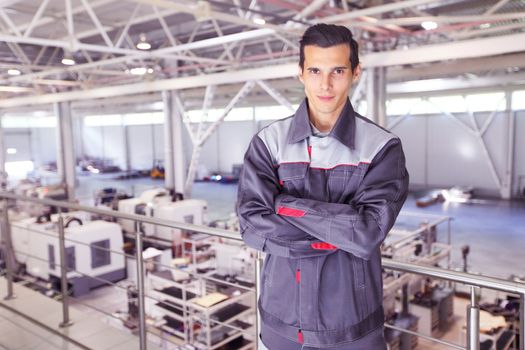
top-left (57, 208), bottom-right (73, 327)
top-left (401, 283), bottom-right (409, 315)
top-left (135, 221), bottom-right (147, 350)
top-left (519, 293), bottom-right (525, 350)
top-left (2, 199), bottom-right (15, 300)
top-left (447, 218), bottom-right (452, 270)
top-left (255, 250), bottom-right (263, 349)
top-left (466, 286), bottom-right (480, 350)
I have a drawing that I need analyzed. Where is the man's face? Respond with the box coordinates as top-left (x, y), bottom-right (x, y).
top-left (299, 44), bottom-right (360, 124)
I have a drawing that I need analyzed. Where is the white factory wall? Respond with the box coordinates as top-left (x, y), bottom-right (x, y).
top-left (4, 127), bottom-right (57, 166)
top-left (183, 120), bottom-right (256, 175)
top-left (31, 127), bottom-right (57, 166)
top-left (81, 124), bottom-right (164, 171)
top-left (4, 129), bottom-right (32, 162)
top-left (390, 112), bottom-right (511, 196)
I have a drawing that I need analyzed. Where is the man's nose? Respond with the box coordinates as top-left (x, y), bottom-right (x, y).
top-left (320, 74), bottom-right (331, 91)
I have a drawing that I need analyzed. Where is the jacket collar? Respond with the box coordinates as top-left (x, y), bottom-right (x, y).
top-left (288, 98), bottom-right (356, 150)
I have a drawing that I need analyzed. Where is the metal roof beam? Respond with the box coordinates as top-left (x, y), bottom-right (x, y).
top-left (388, 72), bottom-right (525, 94)
top-left (3, 32), bottom-right (525, 107)
top-left (343, 13), bottom-right (525, 28)
top-left (321, 0), bottom-right (438, 23)
top-left (364, 32), bottom-right (525, 67)
top-left (388, 52), bottom-right (525, 81)
top-left (127, 0), bottom-right (298, 35)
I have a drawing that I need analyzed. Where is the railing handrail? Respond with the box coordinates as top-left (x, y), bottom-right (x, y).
top-left (0, 191), bottom-right (240, 241)
top-left (3, 191), bottom-right (525, 296)
top-left (382, 259), bottom-right (525, 294)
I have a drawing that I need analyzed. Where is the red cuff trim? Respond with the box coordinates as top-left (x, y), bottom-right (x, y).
top-left (295, 269), bottom-right (301, 283)
top-left (298, 330), bottom-right (304, 344)
top-left (311, 242), bottom-right (338, 250)
top-left (277, 206), bottom-right (305, 217)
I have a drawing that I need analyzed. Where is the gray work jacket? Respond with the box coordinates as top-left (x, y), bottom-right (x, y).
top-left (237, 98), bottom-right (409, 347)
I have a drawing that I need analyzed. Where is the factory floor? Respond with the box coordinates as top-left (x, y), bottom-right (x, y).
top-left (0, 277), bottom-right (162, 350)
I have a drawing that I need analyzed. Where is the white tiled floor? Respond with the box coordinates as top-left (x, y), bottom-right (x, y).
top-left (0, 277), bottom-right (161, 350)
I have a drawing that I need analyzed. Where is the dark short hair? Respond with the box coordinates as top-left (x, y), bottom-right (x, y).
top-left (299, 23), bottom-right (359, 72)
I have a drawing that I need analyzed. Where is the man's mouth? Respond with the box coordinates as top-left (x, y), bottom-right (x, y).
top-left (317, 96), bottom-right (334, 101)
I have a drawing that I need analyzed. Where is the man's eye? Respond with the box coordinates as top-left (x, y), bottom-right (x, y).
top-left (334, 69), bottom-right (345, 75)
top-left (309, 68), bottom-right (320, 74)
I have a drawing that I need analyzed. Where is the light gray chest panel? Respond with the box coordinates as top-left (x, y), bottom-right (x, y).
top-left (258, 116), bottom-right (396, 168)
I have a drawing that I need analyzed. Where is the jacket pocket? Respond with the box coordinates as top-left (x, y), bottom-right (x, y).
top-left (316, 252), bottom-right (364, 330)
top-left (260, 255), bottom-right (299, 326)
top-left (327, 166), bottom-right (361, 203)
top-left (352, 254), bottom-right (368, 318)
top-left (278, 163), bottom-right (308, 197)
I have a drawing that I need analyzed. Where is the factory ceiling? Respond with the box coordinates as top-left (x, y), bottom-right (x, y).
top-left (1, 0), bottom-right (525, 110)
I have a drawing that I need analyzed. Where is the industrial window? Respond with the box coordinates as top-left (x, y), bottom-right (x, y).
top-left (512, 90), bottom-right (525, 110)
top-left (224, 107), bottom-right (254, 121)
top-left (254, 105), bottom-right (299, 121)
top-left (48, 244), bottom-right (55, 270)
top-left (90, 240), bottom-right (111, 269)
top-left (386, 98), bottom-right (444, 116)
top-left (1, 115), bottom-right (56, 128)
top-left (464, 92), bottom-right (506, 112)
top-left (427, 96), bottom-right (468, 113)
top-left (84, 112), bottom-right (164, 126)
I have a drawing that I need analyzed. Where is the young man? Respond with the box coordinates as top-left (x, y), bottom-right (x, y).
top-left (237, 24), bottom-right (409, 349)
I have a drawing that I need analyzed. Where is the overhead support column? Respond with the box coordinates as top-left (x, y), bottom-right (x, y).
top-left (171, 93), bottom-right (186, 196)
top-left (55, 101), bottom-right (76, 201)
top-left (366, 66), bottom-right (387, 127)
top-left (162, 90), bottom-right (186, 196)
top-left (502, 91), bottom-right (515, 199)
top-left (0, 116), bottom-right (6, 189)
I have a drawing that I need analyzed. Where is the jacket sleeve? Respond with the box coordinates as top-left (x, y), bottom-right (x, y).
top-left (237, 135), bottom-right (334, 259)
top-left (274, 138), bottom-right (409, 260)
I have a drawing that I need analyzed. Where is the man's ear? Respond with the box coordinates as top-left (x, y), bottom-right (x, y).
top-left (298, 66), bottom-right (304, 84)
top-left (352, 64), bottom-right (362, 83)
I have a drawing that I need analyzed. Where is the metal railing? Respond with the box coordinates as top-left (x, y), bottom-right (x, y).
top-left (0, 192), bottom-right (524, 350)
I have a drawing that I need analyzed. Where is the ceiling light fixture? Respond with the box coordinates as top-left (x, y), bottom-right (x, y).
top-left (421, 21), bottom-right (438, 30)
top-left (480, 23), bottom-right (491, 29)
top-left (7, 68), bottom-right (21, 76)
top-left (61, 51), bottom-right (76, 66)
top-left (129, 67), bottom-right (148, 75)
top-left (253, 18), bottom-right (266, 25)
top-left (136, 33), bottom-right (151, 50)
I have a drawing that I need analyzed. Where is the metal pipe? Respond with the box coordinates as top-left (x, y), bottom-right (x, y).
top-left (519, 293), bottom-right (525, 350)
top-left (401, 283), bottom-right (409, 316)
top-left (57, 209), bottom-right (73, 327)
top-left (466, 286), bottom-right (480, 350)
top-left (2, 199), bottom-right (15, 300)
top-left (162, 90), bottom-right (175, 191)
top-left (447, 218), bottom-right (452, 269)
top-left (255, 251), bottom-right (263, 350)
top-left (135, 221), bottom-right (147, 350)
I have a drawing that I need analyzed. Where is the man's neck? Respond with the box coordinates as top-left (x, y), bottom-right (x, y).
top-left (308, 106), bottom-right (344, 133)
